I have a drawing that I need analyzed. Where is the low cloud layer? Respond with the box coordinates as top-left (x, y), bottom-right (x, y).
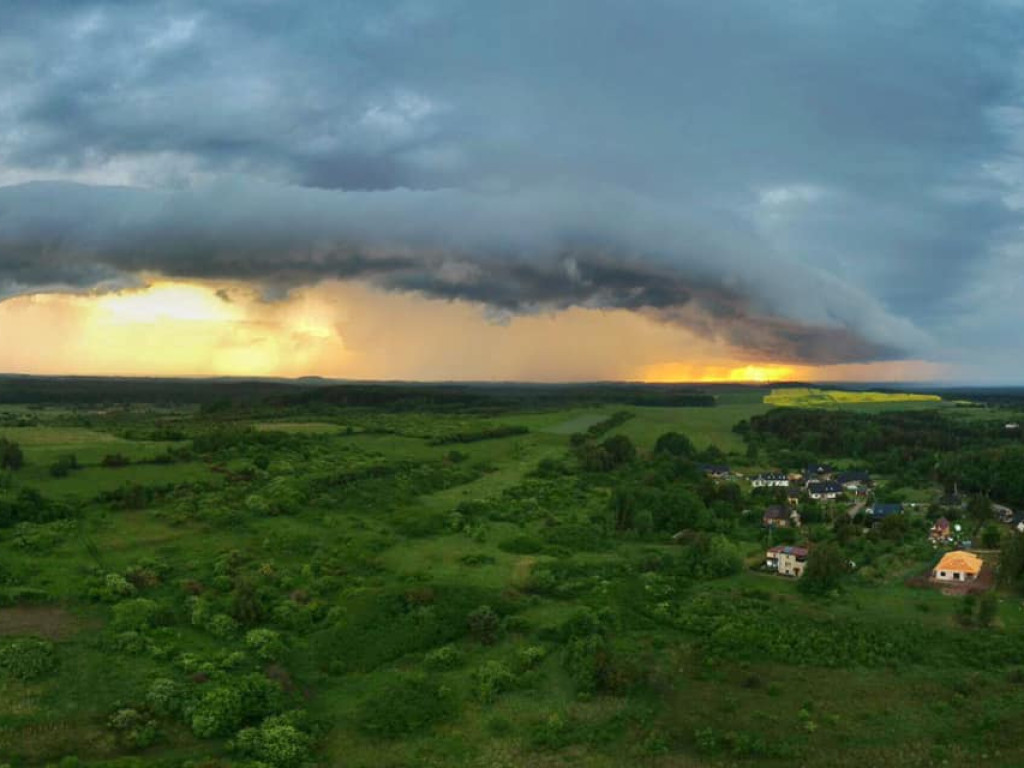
top-left (0, 180), bottom-right (921, 364)
top-left (2, 1), bottom-right (1024, 375)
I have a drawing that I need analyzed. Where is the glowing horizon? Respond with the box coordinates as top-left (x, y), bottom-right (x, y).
top-left (0, 279), bottom-right (951, 385)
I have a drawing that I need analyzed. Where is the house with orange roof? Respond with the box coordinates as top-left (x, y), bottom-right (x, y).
top-left (931, 550), bottom-right (983, 584)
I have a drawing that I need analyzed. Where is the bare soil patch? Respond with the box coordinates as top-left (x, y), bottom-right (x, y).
top-left (0, 606), bottom-right (88, 640)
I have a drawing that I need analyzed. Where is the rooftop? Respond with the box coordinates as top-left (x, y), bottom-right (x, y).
top-left (933, 550), bottom-right (983, 575)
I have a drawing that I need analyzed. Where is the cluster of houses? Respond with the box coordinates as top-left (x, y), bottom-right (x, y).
top-left (703, 460), bottom-right (1008, 588)
top-left (745, 463), bottom-right (873, 502)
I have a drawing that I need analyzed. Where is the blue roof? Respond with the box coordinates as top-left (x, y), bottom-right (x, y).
top-left (868, 503), bottom-right (902, 518)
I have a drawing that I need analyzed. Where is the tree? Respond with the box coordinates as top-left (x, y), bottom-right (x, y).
top-left (0, 439), bottom-right (23, 471)
top-left (798, 543), bottom-right (847, 596)
top-left (601, 435), bottom-right (636, 466)
top-left (981, 524), bottom-right (1002, 550)
top-left (977, 592), bottom-right (998, 628)
top-left (654, 431), bottom-right (696, 459)
top-left (967, 495), bottom-right (993, 532)
top-left (1000, 533), bottom-right (1024, 590)
top-left (467, 605), bottom-right (500, 645)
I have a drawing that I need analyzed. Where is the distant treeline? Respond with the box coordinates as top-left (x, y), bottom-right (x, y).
top-left (428, 425), bottom-right (529, 445)
top-left (274, 383), bottom-right (716, 412)
top-left (0, 376), bottom-right (718, 411)
top-left (0, 375), bottom-right (304, 406)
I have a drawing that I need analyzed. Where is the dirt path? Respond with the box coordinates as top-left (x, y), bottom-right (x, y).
top-left (512, 556), bottom-right (536, 587)
top-left (0, 606), bottom-right (89, 639)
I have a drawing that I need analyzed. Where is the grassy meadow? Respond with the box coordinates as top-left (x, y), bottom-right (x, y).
top-left (0, 381), bottom-right (1023, 767)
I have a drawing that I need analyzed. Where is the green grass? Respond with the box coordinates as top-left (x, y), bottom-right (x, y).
top-left (2, 396), bottom-right (1024, 767)
top-left (606, 403), bottom-right (770, 452)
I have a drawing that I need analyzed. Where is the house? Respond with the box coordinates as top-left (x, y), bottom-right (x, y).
top-left (836, 470), bottom-right (872, 494)
top-left (932, 550), bottom-right (983, 583)
top-left (993, 504), bottom-right (1015, 524)
top-left (786, 486), bottom-right (802, 506)
top-left (866, 502), bottom-right (903, 523)
top-left (804, 463), bottom-right (835, 480)
top-left (752, 472), bottom-right (789, 488)
top-left (766, 545), bottom-right (809, 577)
top-left (929, 517), bottom-right (952, 543)
top-left (700, 464), bottom-right (731, 479)
top-left (763, 505), bottom-right (800, 528)
top-left (807, 480), bottom-right (843, 501)
top-left (1012, 512), bottom-right (1024, 535)
top-left (938, 493), bottom-right (966, 509)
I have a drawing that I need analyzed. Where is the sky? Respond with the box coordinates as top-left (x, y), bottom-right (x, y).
top-left (0, 1), bottom-right (1022, 383)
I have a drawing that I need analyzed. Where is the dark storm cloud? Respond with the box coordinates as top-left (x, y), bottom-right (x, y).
top-left (2, 0), bottom-right (1023, 369)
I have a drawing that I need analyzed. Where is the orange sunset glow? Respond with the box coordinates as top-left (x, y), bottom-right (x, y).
top-left (0, 279), bottom-right (946, 383)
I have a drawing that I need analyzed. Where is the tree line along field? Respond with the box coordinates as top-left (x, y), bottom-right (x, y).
top-left (2, 381), bottom-right (1024, 767)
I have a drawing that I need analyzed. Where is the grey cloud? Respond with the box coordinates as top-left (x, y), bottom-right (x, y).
top-left (0, 179), bottom-right (917, 363)
top-left (2, 0), bottom-right (1024, 371)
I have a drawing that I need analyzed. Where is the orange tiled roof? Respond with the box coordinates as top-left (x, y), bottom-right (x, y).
top-left (934, 550), bottom-right (983, 575)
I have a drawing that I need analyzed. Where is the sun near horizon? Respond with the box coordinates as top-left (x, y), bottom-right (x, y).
top-left (0, 279), bottom-right (946, 384)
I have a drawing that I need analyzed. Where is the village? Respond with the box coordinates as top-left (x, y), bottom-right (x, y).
top-left (700, 461), bottom-right (1012, 592)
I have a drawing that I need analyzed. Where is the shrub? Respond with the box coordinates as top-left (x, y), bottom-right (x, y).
top-left (189, 685), bottom-right (245, 738)
top-left (49, 454), bottom-right (79, 478)
top-left (0, 438), bottom-right (24, 470)
top-left (357, 674), bottom-right (458, 738)
top-left (498, 535), bottom-right (543, 554)
top-left (424, 644), bottom-right (463, 670)
top-left (146, 678), bottom-right (186, 717)
top-left (188, 674), bottom-right (283, 738)
top-left (112, 598), bottom-right (160, 631)
top-left (0, 638), bottom-right (57, 680)
top-left (233, 716), bottom-right (313, 768)
top-left (472, 660), bottom-right (516, 703)
top-left (246, 628), bottom-right (286, 662)
top-left (101, 453), bottom-right (130, 468)
top-left (207, 613), bottom-right (240, 638)
top-left (108, 708), bottom-right (158, 749)
top-left (95, 573), bottom-right (137, 602)
top-left (467, 605), bottom-right (501, 645)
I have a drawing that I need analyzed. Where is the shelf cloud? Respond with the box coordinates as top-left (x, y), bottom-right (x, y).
top-left (2, 1), bottom-right (1024, 376)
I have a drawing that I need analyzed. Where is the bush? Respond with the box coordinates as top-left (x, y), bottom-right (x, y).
top-left (498, 535), bottom-right (543, 554)
top-left (246, 628), bottom-right (286, 662)
top-left (108, 708), bottom-right (158, 749)
top-left (189, 685), bottom-right (245, 738)
top-left (188, 674), bottom-right (283, 738)
top-left (424, 644), bottom-right (463, 670)
top-left (233, 716), bottom-right (313, 768)
top-left (357, 673), bottom-right (458, 738)
top-left (0, 438), bottom-right (24, 470)
top-left (207, 613), bottom-right (240, 638)
top-left (94, 573), bottom-right (138, 602)
top-left (472, 660), bottom-right (516, 703)
top-left (467, 605), bottom-right (501, 645)
top-left (101, 453), bottom-right (130, 468)
top-left (0, 638), bottom-right (57, 680)
top-left (112, 598), bottom-right (161, 631)
top-left (49, 454), bottom-right (79, 478)
top-left (146, 678), bottom-right (186, 717)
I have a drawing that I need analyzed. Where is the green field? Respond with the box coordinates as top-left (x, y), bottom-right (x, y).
top-left (0, 384), bottom-right (1022, 767)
